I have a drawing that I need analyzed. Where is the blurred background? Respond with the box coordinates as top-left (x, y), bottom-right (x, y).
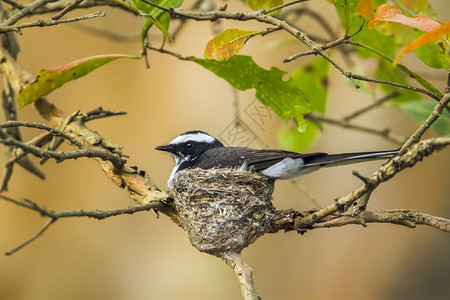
top-left (0, 0), bottom-right (449, 299)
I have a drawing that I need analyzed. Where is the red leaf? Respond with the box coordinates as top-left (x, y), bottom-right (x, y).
top-left (368, 4), bottom-right (440, 32)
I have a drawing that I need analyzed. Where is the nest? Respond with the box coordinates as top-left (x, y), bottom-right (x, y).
top-left (171, 168), bottom-right (276, 256)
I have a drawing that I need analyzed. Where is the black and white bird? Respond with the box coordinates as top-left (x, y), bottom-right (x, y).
top-left (155, 131), bottom-right (398, 188)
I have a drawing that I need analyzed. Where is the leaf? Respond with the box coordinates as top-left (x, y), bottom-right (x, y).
top-left (393, 22), bottom-right (450, 66)
top-left (331, 0), bottom-right (362, 34)
top-left (130, 0), bottom-right (183, 51)
top-left (397, 100), bottom-right (450, 135)
top-left (17, 54), bottom-right (140, 108)
top-left (279, 58), bottom-right (329, 151)
top-left (355, 0), bottom-right (384, 20)
top-left (245, 0), bottom-right (283, 11)
top-left (368, 4), bottom-right (441, 32)
top-left (204, 28), bottom-right (259, 61)
top-left (190, 55), bottom-right (311, 130)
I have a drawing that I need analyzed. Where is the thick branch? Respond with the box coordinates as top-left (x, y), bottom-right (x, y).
top-left (221, 252), bottom-right (260, 300)
top-left (271, 209), bottom-right (450, 232)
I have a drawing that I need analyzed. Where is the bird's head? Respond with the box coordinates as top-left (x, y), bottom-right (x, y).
top-left (155, 130), bottom-right (224, 165)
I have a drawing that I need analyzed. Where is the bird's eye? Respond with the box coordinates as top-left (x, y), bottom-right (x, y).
top-left (185, 143), bottom-right (193, 149)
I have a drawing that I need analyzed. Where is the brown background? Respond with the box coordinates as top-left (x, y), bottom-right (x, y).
top-left (1, 1), bottom-right (449, 299)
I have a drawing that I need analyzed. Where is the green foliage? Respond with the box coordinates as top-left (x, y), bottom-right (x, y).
top-left (413, 29), bottom-right (450, 69)
top-left (245, 0), bottom-right (283, 11)
top-left (397, 100), bottom-right (450, 135)
top-left (17, 54), bottom-right (139, 108)
top-left (332, 0), bottom-right (362, 34)
top-left (129, 0), bottom-right (183, 51)
top-left (190, 55), bottom-right (311, 130)
top-left (278, 58), bottom-right (329, 151)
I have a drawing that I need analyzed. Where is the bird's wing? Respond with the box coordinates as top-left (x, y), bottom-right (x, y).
top-left (237, 149), bottom-right (328, 171)
top-left (196, 148), bottom-right (327, 171)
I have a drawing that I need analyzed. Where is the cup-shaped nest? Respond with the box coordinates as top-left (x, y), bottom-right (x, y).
top-left (171, 168), bottom-right (276, 256)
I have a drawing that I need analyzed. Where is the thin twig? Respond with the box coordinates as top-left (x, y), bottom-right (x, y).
top-left (0, 121), bottom-right (85, 148)
top-left (342, 91), bottom-right (402, 121)
top-left (5, 218), bottom-right (55, 256)
top-left (140, 4), bottom-right (361, 88)
top-left (305, 113), bottom-right (406, 144)
top-left (52, 0), bottom-right (84, 20)
top-left (1, 0), bottom-right (54, 26)
top-left (0, 135), bottom-right (126, 169)
top-left (348, 73), bottom-right (441, 101)
top-left (347, 41), bottom-right (444, 101)
top-left (261, 0), bottom-right (309, 15)
top-left (0, 194), bottom-right (170, 255)
top-left (0, 11), bottom-right (106, 34)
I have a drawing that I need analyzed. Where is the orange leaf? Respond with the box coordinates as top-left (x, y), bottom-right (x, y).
top-left (393, 22), bottom-right (450, 65)
top-left (368, 4), bottom-right (440, 32)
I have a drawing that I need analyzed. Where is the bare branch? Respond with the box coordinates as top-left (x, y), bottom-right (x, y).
top-left (221, 252), bottom-right (260, 300)
top-left (348, 73), bottom-right (441, 101)
top-left (0, 194), bottom-right (171, 255)
top-left (272, 208), bottom-right (450, 233)
top-left (342, 91), bottom-right (402, 121)
top-left (305, 112), bottom-right (407, 145)
top-left (261, 0), bottom-right (309, 15)
top-left (52, 0), bottom-right (84, 20)
top-left (5, 218), bottom-right (55, 256)
top-left (0, 120), bottom-right (85, 148)
top-left (0, 11), bottom-right (106, 34)
top-left (1, 0), bottom-right (24, 9)
top-left (1, 0), bottom-right (54, 26)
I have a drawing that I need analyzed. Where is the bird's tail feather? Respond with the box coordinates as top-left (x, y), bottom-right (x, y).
top-left (303, 149), bottom-right (398, 168)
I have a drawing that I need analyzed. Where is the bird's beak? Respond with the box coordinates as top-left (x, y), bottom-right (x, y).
top-left (155, 144), bottom-right (176, 153)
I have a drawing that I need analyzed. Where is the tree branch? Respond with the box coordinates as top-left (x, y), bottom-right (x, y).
top-left (292, 137), bottom-right (449, 230)
top-left (305, 112), bottom-right (406, 144)
top-left (0, 194), bottom-right (172, 255)
top-left (271, 208), bottom-right (450, 233)
top-left (0, 11), bottom-right (106, 34)
top-left (221, 252), bottom-right (260, 300)
top-left (0, 123), bottom-right (127, 169)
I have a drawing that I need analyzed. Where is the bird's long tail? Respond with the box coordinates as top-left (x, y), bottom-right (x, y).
top-left (303, 149), bottom-right (398, 168)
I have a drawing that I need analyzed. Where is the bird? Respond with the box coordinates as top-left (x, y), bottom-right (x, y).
top-left (155, 130), bottom-right (398, 188)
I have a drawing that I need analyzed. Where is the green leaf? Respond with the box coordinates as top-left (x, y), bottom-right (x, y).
top-left (397, 100), bottom-right (450, 135)
top-left (413, 29), bottom-right (450, 69)
top-left (130, 0), bottom-right (183, 51)
top-left (204, 28), bottom-right (259, 61)
top-left (279, 57), bottom-right (329, 151)
top-left (332, 0), bottom-right (362, 34)
top-left (17, 54), bottom-right (139, 108)
top-left (190, 55), bottom-right (311, 130)
top-left (245, 0), bottom-right (283, 11)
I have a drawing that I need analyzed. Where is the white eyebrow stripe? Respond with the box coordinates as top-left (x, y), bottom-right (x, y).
top-left (169, 132), bottom-right (215, 145)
